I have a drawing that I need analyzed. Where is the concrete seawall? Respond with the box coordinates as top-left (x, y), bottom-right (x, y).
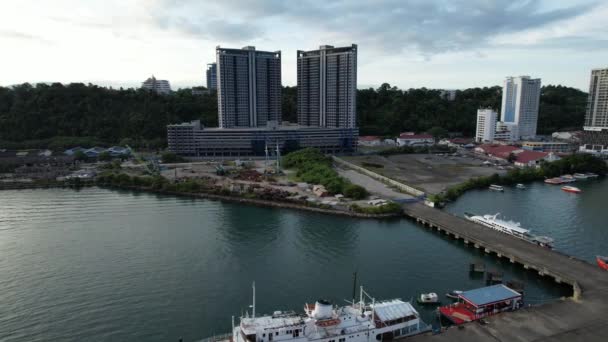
top-left (403, 203), bottom-right (608, 341)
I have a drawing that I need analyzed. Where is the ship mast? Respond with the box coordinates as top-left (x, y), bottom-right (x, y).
top-left (252, 281), bottom-right (256, 318)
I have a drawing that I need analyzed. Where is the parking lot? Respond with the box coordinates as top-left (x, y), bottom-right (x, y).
top-left (343, 152), bottom-right (507, 194)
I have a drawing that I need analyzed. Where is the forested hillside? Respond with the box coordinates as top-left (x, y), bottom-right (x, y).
top-left (0, 82), bottom-right (587, 149)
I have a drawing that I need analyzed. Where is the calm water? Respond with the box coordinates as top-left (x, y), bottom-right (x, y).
top-left (445, 178), bottom-right (608, 263)
top-left (0, 187), bottom-right (575, 341)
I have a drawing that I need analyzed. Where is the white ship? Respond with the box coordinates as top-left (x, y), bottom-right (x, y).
top-left (202, 285), bottom-right (431, 342)
top-left (464, 212), bottom-right (554, 248)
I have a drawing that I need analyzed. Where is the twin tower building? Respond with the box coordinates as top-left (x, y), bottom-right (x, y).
top-left (167, 44), bottom-right (359, 157)
top-left (216, 44), bottom-right (357, 129)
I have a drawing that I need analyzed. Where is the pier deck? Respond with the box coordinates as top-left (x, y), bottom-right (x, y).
top-left (402, 203), bottom-right (608, 341)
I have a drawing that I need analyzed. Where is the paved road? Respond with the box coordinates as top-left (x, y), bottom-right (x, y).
top-left (336, 167), bottom-right (413, 200)
top-left (403, 203), bottom-right (608, 342)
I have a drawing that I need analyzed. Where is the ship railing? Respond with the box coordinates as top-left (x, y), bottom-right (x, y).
top-left (197, 332), bottom-right (233, 342)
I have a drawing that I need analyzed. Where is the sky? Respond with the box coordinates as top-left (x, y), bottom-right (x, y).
top-left (1, 0), bottom-right (607, 91)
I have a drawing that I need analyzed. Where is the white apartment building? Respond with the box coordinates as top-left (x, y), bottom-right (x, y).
top-left (500, 76), bottom-right (541, 139)
top-left (581, 67), bottom-right (608, 154)
top-left (475, 109), bottom-right (497, 142)
top-left (141, 75), bottom-right (171, 94)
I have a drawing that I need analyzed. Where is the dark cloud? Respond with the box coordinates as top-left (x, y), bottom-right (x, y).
top-left (151, 0), bottom-right (598, 54)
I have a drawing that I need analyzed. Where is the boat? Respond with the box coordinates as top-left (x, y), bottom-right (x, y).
top-left (560, 175), bottom-right (577, 183)
top-left (516, 183), bottom-right (526, 189)
top-left (464, 212), bottom-right (554, 248)
top-left (597, 256), bottom-right (608, 271)
top-left (445, 290), bottom-right (463, 299)
top-left (586, 172), bottom-right (599, 178)
top-left (489, 184), bottom-right (504, 192)
top-left (573, 173), bottom-right (590, 180)
top-left (561, 186), bottom-right (581, 194)
top-left (417, 292), bottom-right (440, 305)
top-left (544, 177), bottom-right (564, 184)
top-left (205, 284), bottom-right (432, 342)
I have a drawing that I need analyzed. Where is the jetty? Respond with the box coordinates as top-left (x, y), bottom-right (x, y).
top-left (402, 203), bottom-right (608, 341)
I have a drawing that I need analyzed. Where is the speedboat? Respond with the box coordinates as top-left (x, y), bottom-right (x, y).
top-left (597, 256), bottom-right (608, 271)
top-left (516, 183), bottom-right (526, 189)
top-left (561, 186), bottom-right (581, 194)
top-left (445, 290), bottom-right (463, 299)
top-left (489, 184), bottom-right (504, 192)
top-left (417, 292), bottom-right (440, 305)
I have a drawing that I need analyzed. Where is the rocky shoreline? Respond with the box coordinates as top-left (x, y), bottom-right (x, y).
top-left (0, 181), bottom-right (403, 219)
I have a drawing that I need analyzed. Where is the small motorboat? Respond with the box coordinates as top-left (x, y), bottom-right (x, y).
top-left (445, 290), bottom-right (463, 299)
top-left (516, 183), bottom-right (526, 189)
top-left (561, 186), bottom-right (581, 194)
top-left (597, 256), bottom-right (608, 271)
top-left (489, 184), bottom-right (504, 192)
top-left (417, 292), bottom-right (440, 305)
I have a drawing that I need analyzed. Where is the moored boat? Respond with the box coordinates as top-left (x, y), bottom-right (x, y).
top-left (205, 284), bottom-right (432, 342)
top-left (417, 292), bottom-right (440, 305)
top-left (489, 184), bottom-right (504, 192)
top-left (544, 177), bottom-right (564, 184)
top-left (561, 186), bottom-right (581, 194)
top-left (573, 173), bottom-right (589, 180)
top-left (516, 183), bottom-right (526, 189)
top-left (597, 256), bottom-right (608, 271)
top-left (445, 290), bottom-right (463, 299)
top-left (464, 212), bottom-right (554, 249)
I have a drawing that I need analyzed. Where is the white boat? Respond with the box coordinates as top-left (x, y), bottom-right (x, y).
top-left (574, 172), bottom-right (599, 179)
top-left (204, 285), bottom-right (431, 342)
top-left (516, 184), bottom-right (526, 189)
top-left (489, 184), bottom-right (504, 192)
top-left (464, 212), bottom-right (554, 249)
top-left (416, 292), bottom-right (440, 305)
top-left (445, 290), bottom-right (463, 299)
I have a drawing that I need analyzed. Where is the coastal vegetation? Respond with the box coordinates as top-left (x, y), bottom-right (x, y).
top-left (283, 148), bottom-right (368, 199)
top-left (0, 83), bottom-right (587, 149)
top-left (429, 154), bottom-right (608, 203)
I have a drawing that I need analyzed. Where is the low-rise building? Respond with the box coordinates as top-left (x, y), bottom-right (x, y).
top-left (494, 122), bottom-right (519, 141)
top-left (167, 120), bottom-right (358, 157)
top-left (475, 144), bottom-right (523, 159)
top-left (521, 141), bottom-right (573, 153)
top-left (358, 136), bottom-right (382, 147)
top-left (396, 133), bottom-right (434, 146)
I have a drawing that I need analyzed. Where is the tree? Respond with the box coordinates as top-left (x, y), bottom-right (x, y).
top-left (428, 126), bottom-right (448, 142)
top-left (343, 184), bottom-right (369, 200)
top-left (507, 153), bottom-right (517, 163)
top-left (161, 152), bottom-right (184, 163)
top-left (74, 150), bottom-right (87, 162)
top-left (98, 151), bottom-right (112, 162)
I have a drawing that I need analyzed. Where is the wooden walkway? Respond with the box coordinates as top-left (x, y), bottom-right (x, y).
top-left (402, 203), bottom-right (608, 341)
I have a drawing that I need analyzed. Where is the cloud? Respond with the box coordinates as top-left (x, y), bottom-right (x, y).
top-left (148, 0), bottom-right (598, 55)
top-left (0, 29), bottom-right (51, 44)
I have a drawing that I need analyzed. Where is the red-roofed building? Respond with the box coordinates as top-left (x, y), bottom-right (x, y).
top-left (397, 133), bottom-right (434, 146)
top-left (514, 151), bottom-right (560, 168)
top-left (474, 144), bottom-right (523, 159)
top-left (358, 136), bottom-right (382, 147)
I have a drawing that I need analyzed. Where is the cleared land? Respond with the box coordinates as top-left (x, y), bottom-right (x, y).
top-left (344, 154), bottom-right (506, 194)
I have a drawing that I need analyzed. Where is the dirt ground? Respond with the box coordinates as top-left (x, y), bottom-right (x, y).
top-left (343, 153), bottom-right (507, 194)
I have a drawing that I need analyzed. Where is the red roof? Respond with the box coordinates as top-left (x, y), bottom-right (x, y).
top-left (359, 136), bottom-right (381, 141)
top-left (450, 137), bottom-right (473, 144)
top-left (478, 144), bottom-right (521, 159)
top-left (515, 151), bottom-right (548, 163)
top-left (399, 133), bottom-right (433, 139)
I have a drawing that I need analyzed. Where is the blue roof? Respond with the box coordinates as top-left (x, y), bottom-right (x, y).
top-left (460, 284), bottom-right (521, 307)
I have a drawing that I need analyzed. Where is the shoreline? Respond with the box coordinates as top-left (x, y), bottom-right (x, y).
top-left (0, 181), bottom-right (403, 219)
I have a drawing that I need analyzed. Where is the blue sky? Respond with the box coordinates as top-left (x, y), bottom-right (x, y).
top-left (1, 0), bottom-right (606, 90)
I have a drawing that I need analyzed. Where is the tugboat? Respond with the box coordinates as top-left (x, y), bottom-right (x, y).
top-left (417, 292), bottom-right (440, 305)
top-left (597, 256), bottom-right (608, 271)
